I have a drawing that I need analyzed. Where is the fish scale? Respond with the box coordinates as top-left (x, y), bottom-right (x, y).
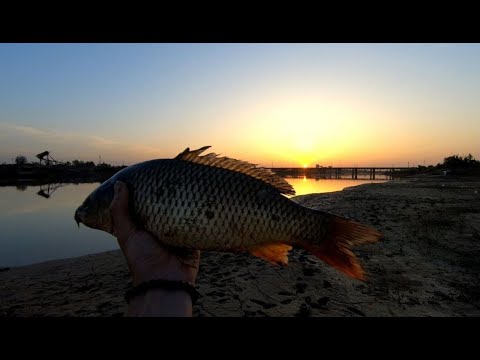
top-left (75, 146), bottom-right (383, 280)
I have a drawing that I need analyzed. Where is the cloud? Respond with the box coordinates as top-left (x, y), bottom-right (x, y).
top-left (128, 144), bottom-right (162, 156)
top-left (88, 135), bottom-right (117, 146)
top-left (1, 122), bottom-right (118, 147)
top-left (13, 125), bottom-right (50, 137)
top-left (0, 122), bottom-right (166, 165)
top-left (0, 122), bottom-right (115, 159)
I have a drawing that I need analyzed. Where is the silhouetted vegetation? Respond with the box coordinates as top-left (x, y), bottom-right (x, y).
top-left (1, 156), bottom-right (126, 185)
top-left (96, 162), bottom-right (113, 168)
top-left (440, 154), bottom-right (480, 169)
top-left (15, 155), bottom-right (27, 165)
top-left (71, 160), bottom-right (96, 167)
top-left (372, 154), bottom-right (480, 178)
top-left (3, 152), bottom-right (479, 182)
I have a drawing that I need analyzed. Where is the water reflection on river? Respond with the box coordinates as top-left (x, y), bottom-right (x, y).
top-left (285, 176), bottom-right (387, 196)
top-left (0, 183), bottom-right (115, 267)
top-left (0, 177), bottom-right (388, 266)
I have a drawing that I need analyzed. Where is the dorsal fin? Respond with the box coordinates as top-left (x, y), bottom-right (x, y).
top-left (174, 146), bottom-right (295, 195)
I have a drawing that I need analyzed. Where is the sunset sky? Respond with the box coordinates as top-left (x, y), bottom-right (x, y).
top-left (1, 43), bottom-right (479, 167)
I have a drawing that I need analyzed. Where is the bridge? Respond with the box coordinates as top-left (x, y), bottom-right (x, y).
top-left (268, 167), bottom-right (411, 180)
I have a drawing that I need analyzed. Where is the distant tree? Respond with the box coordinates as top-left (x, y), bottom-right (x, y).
top-left (97, 162), bottom-right (112, 168)
top-left (443, 153), bottom-right (480, 169)
top-left (71, 159), bottom-right (96, 167)
top-left (15, 155), bottom-right (27, 165)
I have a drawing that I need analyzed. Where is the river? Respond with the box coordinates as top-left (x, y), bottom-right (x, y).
top-left (0, 177), bottom-right (387, 267)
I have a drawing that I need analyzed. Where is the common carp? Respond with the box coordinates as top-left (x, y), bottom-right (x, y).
top-left (74, 146), bottom-right (382, 280)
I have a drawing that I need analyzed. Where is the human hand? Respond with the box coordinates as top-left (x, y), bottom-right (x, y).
top-left (109, 180), bottom-right (200, 286)
top-left (109, 181), bottom-right (200, 316)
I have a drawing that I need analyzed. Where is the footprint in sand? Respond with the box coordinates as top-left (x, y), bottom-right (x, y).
top-left (347, 306), bottom-right (365, 316)
top-left (295, 282), bottom-right (307, 294)
top-left (306, 296), bottom-right (330, 309)
top-left (250, 298), bottom-right (277, 309)
top-left (205, 290), bottom-right (226, 297)
top-left (294, 303), bottom-right (311, 317)
top-left (303, 267), bottom-right (315, 276)
top-left (96, 301), bottom-right (111, 310)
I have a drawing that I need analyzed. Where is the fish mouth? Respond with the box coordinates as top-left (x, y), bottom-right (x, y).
top-left (74, 208), bottom-right (83, 228)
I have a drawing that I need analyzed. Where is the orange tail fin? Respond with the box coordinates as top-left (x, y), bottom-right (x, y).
top-left (302, 214), bottom-right (383, 281)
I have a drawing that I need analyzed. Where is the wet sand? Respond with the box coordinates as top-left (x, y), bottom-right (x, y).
top-left (1, 174), bottom-right (479, 316)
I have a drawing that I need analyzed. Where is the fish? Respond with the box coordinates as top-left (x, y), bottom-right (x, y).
top-left (74, 146), bottom-right (383, 280)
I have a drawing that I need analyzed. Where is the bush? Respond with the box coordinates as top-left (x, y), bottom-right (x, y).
top-left (442, 154), bottom-right (480, 169)
top-left (15, 155), bottom-right (27, 165)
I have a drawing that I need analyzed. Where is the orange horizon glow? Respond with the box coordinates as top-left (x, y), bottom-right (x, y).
top-left (1, 44), bottom-right (479, 168)
top-left (1, 118), bottom-right (477, 168)
top-left (1, 123), bottom-right (477, 169)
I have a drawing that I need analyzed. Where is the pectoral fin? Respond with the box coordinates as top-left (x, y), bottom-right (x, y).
top-left (250, 243), bottom-right (293, 266)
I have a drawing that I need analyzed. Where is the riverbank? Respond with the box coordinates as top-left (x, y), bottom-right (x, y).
top-left (1, 174), bottom-right (479, 316)
top-left (0, 163), bottom-right (125, 185)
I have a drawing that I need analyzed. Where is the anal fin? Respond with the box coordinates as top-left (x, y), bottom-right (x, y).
top-left (250, 243), bottom-right (292, 266)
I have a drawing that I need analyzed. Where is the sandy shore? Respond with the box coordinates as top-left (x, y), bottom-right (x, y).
top-left (1, 175), bottom-right (479, 317)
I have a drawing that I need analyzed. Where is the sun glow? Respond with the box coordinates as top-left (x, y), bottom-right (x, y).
top-left (240, 94), bottom-right (378, 167)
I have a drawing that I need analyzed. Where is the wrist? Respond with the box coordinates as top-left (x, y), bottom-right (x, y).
top-left (126, 287), bottom-right (193, 317)
top-left (125, 279), bottom-right (199, 304)
top-left (129, 251), bottom-right (196, 286)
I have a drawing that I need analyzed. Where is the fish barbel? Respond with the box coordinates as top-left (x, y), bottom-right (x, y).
top-left (75, 146), bottom-right (382, 280)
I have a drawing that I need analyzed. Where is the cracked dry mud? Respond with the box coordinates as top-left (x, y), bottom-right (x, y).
top-left (1, 175), bottom-right (479, 316)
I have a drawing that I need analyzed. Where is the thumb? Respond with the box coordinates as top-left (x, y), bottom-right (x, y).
top-left (110, 181), bottom-right (136, 238)
top-left (110, 181), bottom-right (129, 215)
